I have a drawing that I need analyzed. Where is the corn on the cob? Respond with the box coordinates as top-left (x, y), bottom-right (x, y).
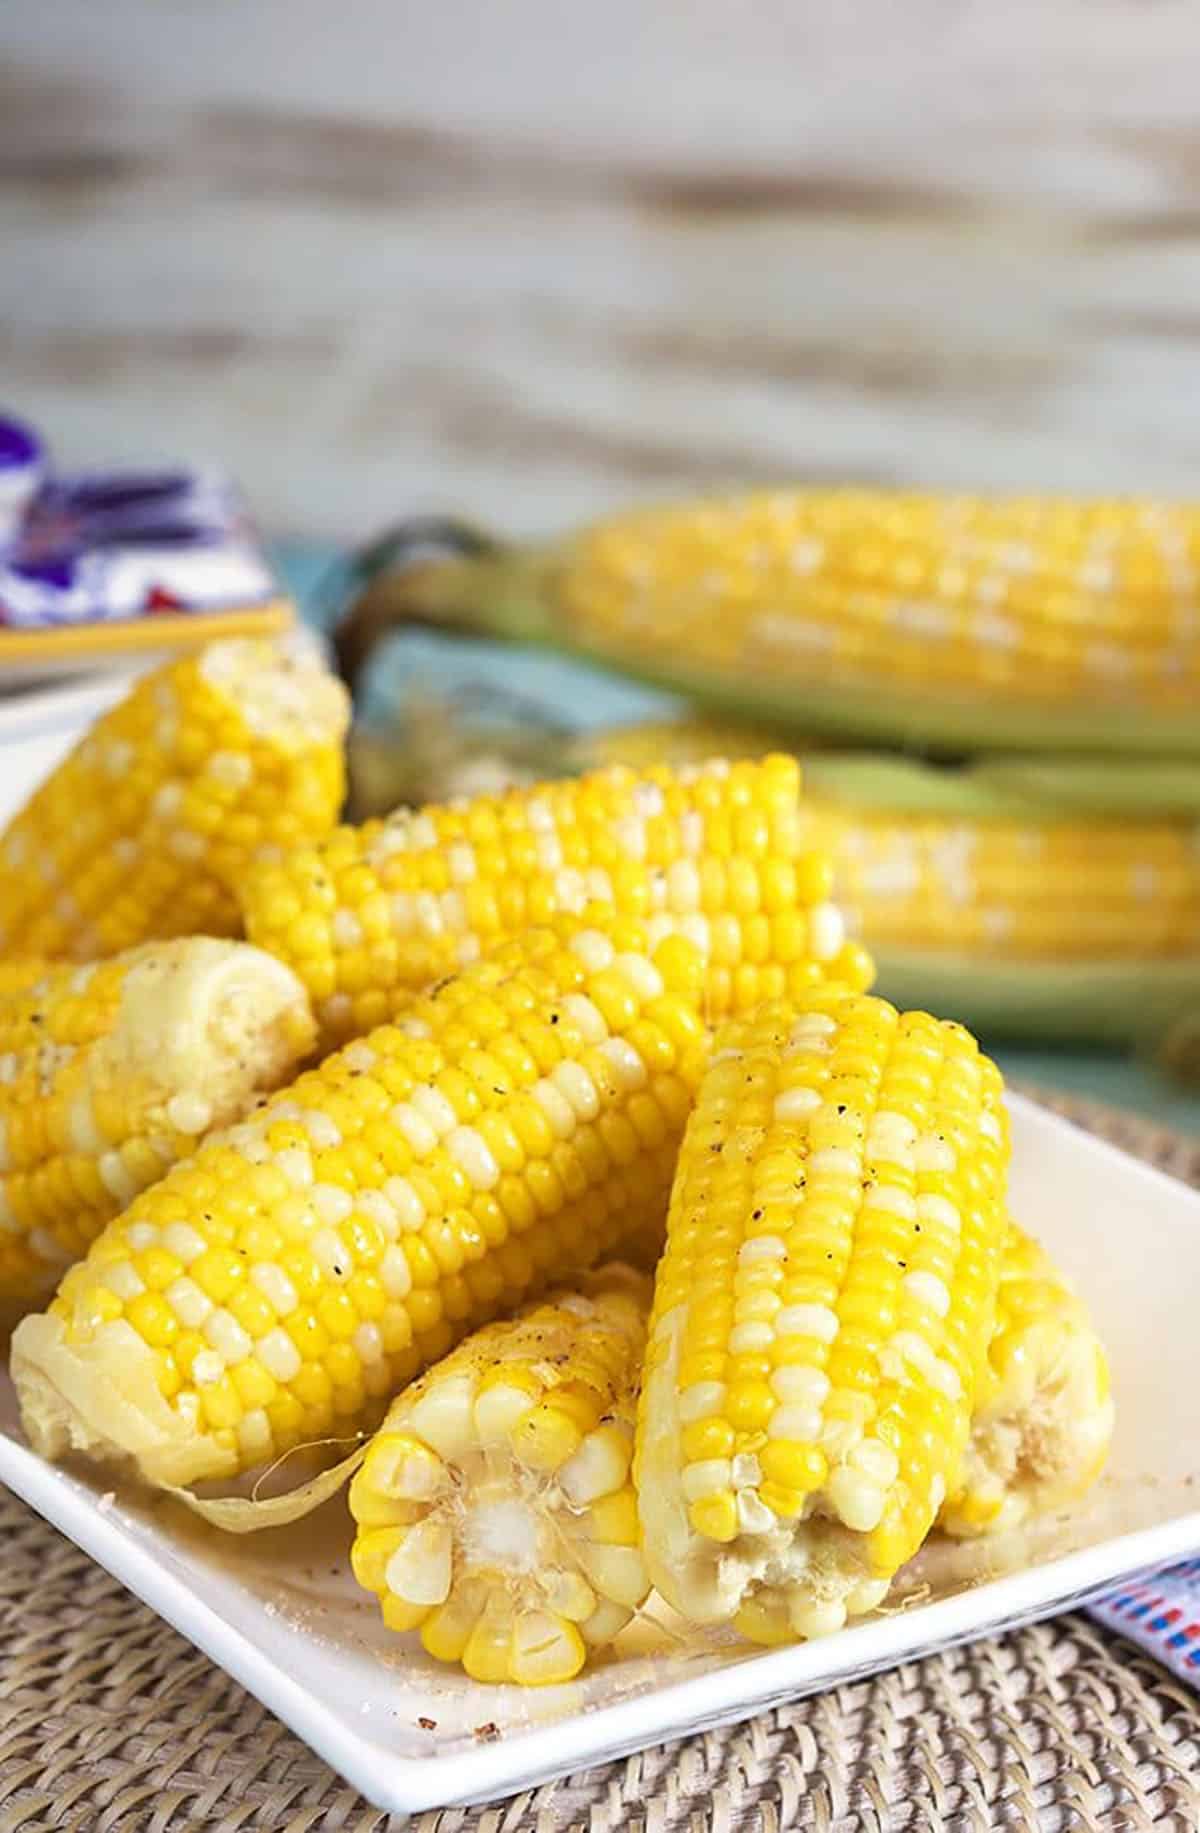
top-left (0, 940), bottom-right (316, 1311)
top-left (12, 920), bottom-right (709, 1495)
top-left (940, 1224), bottom-right (1113, 1537)
top-left (0, 635), bottom-right (349, 959)
top-left (335, 494), bottom-right (1200, 754)
top-left (350, 1263), bottom-right (650, 1685)
top-left (636, 988), bottom-right (1009, 1644)
top-left (240, 754), bottom-right (870, 1048)
top-left (805, 777), bottom-right (1200, 963)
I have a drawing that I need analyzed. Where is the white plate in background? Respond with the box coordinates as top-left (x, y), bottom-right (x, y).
top-left (2, 1093), bottom-right (1197, 1817)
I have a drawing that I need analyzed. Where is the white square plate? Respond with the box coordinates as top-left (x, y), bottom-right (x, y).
top-left (3, 1094), bottom-right (1199, 1817)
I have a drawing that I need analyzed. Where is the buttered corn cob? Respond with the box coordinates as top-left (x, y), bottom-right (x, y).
top-left (350, 1263), bottom-right (650, 1685)
top-left (636, 989), bottom-right (1009, 1644)
top-left (0, 635), bottom-right (349, 959)
top-left (336, 493), bottom-right (1200, 753)
top-left (240, 754), bottom-right (870, 1048)
top-left (941, 1224), bottom-right (1113, 1537)
top-left (0, 939), bottom-right (315, 1309)
top-left (13, 920), bottom-right (708, 1495)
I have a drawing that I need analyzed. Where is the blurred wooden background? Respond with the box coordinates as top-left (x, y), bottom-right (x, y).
top-left (3, 0), bottom-right (1199, 541)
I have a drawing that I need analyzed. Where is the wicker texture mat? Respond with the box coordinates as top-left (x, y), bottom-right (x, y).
top-left (2, 1089), bottom-right (1198, 1833)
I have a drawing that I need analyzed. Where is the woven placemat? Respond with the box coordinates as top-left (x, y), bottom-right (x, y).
top-left (2, 1088), bottom-right (1199, 1833)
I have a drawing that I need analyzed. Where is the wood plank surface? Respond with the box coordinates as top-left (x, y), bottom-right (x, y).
top-left (3, 1), bottom-right (1200, 539)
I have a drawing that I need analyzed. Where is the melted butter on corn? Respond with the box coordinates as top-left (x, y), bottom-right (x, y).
top-left (350, 1264), bottom-right (650, 1686)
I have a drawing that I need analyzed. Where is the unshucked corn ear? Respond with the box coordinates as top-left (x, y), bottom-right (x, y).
top-left (636, 989), bottom-right (1009, 1644)
top-left (239, 754), bottom-right (870, 1048)
top-left (12, 921), bottom-right (708, 1498)
top-left (350, 1263), bottom-right (650, 1685)
top-left (941, 1224), bottom-right (1113, 1537)
top-left (335, 495), bottom-right (1200, 755)
top-left (0, 636), bottom-right (349, 959)
top-left (0, 940), bottom-right (316, 1310)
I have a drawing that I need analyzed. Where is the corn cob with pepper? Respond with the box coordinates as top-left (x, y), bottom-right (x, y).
top-left (12, 920), bottom-right (708, 1497)
top-left (239, 754), bottom-right (871, 1049)
top-left (0, 940), bottom-right (315, 1312)
top-left (941, 1223), bottom-right (1113, 1537)
top-left (636, 988), bottom-right (1009, 1644)
top-left (0, 635), bottom-right (349, 959)
top-left (334, 493), bottom-right (1200, 755)
top-left (350, 1263), bottom-right (650, 1685)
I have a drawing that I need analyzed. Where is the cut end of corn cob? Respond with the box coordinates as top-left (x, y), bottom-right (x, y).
top-left (349, 1263), bottom-right (651, 1685)
top-left (240, 752), bottom-right (870, 1049)
top-left (0, 633), bottom-right (349, 960)
top-left (939, 1225), bottom-right (1113, 1537)
top-left (0, 939), bottom-right (315, 1308)
top-left (635, 989), bottom-right (1009, 1643)
top-left (12, 919), bottom-right (708, 1498)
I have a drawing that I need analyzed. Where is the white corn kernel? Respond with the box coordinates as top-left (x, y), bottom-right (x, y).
top-left (191, 1349), bottom-right (224, 1387)
top-left (776, 1304), bottom-right (839, 1344)
top-left (409, 1373), bottom-right (477, 1460)
top-left (353, 1321), bottom-right (384, 1365)
top-left (914, 1135), bottom-right (957, 1173)
top-left (251, 1263), bottom-right (298, 1316)
top-left (446, 1126), bottom-right (500, 1190)
top-left (380, 1245), bottom-right (412, 1299)
top-left (903, 1270), bottom-right (951, 1317)
top-left (916, 1194), bottom-right (961, 1233)
top-left (275, 1147), bottom-right (314, 1189)
top-left (560, 993), bottom-right (607, 1045)
top-left (165, 1092), bottom-right (213, 1136)
top-left (569, 929), bottom-right (615, 972)
top-left (204, 1309), bottom-right (253, 1364)
top-left (598, 1037), bottom-right (646, 1091)
top-left (312, 1183), bottom-right (353, 1226)
top-left (551, 1060), bottom-right (600, 1120)
top-left (386, 1519), bottom-right (453, 1607)
top-left (773, 1085), bottom-right (822, 1121)
top-left (103, 1261), bottom-right (145, 1302)
top-left (531, 1078), bottom-right (575, 1139)
top-left (738, 1235), bottom-right (788, 1263)
top-left (257, 1328), bottom-right (302, 1383)
top-left (770, 1366), bottom-right (831, 1405)
top-left (729, 1321), bottom-right (773, 1354)
top-left (826, 1468), bottom-right (887, 1533)
top-left (389, 1102), bottom-right (439, 1158)
top-left (411, 1085), bottom-right (458, 1137)
top-left (383, 1176), bottom-right (426, 1231)
top-left (167, 1276), bottom-right (212, 1329)
top-left (559, 1421), bottom-right (633, 1506)
top-left (681, 1459), bottom-right (732, 1502)
top-left (768, 1405), bottom-right (823, 1442)
top-left (849, 1438), bottom-right (900, 1489)
top-left (679, 1380), bottom-right (726, 1424)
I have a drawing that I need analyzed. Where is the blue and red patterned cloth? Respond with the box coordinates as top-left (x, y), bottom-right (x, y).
top-left (1088, 1560), bottom-right (1200, 1682)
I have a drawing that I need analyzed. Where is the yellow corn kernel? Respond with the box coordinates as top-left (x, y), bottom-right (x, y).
top-left (0, 635), bottom-right (348, 959)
